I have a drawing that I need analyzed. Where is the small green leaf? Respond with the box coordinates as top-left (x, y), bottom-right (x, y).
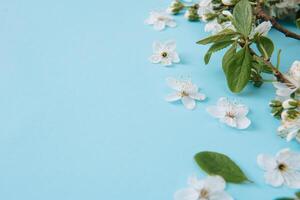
top-left (225, 46), bottom-right (252, 93)
top-left (256, 36), bottom-right (274, 59)
top-left (194, 151), bottom-right (250, 183)
top-left (222, 43), bottom-right (237, 75)
top-left (233, 0), bottom-right (252, 36)
top-left (204, 40), bottom-right (234, 64)
top-left (197, 29), bottom-right (237, 45)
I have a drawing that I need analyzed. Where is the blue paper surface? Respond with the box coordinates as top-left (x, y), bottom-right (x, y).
top-left (0, 0), bottom-right (299, 199)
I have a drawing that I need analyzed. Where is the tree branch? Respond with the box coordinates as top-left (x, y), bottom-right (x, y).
top-left (255, 2), bottom-right (300, 40)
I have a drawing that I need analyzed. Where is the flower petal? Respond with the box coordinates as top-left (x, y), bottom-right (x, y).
top-left (188, 176), bottom-right (204, 190)
top-left (220, 116), bottom-right (237, 128)
top-left (153, 21), bottom-right (166, 31)
top-left (174, 188), bottom-right (199, 200)
top-left (217, 97), bottom-right (231, 107)
top-left (283, 170), bottom-right (300, 189)
top-left (182, 96), bottom-right (196, 110)
top-left (153, 41), bottom-right (163, 52)
top-left (264, 170), bottom-right (284, 187)
top-left (257, 154), bottom-right (277, 171)
top-left (190, 92), bottom-right (206, 101)
top-left (203, 176), bottom-right (225, 192)
top-left (149, 54), bottom-right (161, 63)
top-left (166, 77), bottom-right (183, 91)
top-left (161, 57), bottom-right (173, 66)
top-left (209, 191), bottom-right (233, 200)
top-left (236, 116), bottom-right (251, 129)
top-left (165, 40), bottom-right (177, 51)
top-left (206, 106), bottom-right (225, 118)
top-left (165, 93), bottom-right (181, 102)
top-left (235, 105), bottom-right (249, 116)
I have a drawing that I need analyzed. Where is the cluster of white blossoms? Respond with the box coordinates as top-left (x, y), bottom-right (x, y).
top-left (271, 61), bottom-right (300, 143)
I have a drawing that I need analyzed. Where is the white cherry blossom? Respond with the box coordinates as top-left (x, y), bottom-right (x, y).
top-left (273, 61), bottom-right (300, 99)
top-left (278, 118), bottom-right (300, 142)
top-left (174, 175), bottom-right (233, 200)
top-left (149, 41), bottom-right (180, 66)
top-left (145, 10), bottom-right (177, 31)
top-left (165, 77), bottom-right (206, 110)
top-left (257, 148), bottom-right (300, 189)
top-left (206, 97), bottom-right (251, 129)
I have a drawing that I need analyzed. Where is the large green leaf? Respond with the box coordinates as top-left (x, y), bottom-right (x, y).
top-left (204, 40), bottom-right (234, 64)
top-left (233, 0), bottom-right (252, 36)
top-left (256, 36), bottom-right (274, 59)
top-left (197, 29), bottom-right (237, 45)
top-left (296, 191), bottom-right (300, 198)
top-left (225, 46), bottom-right (252, 93)
top-left (222, 43), bottom-right (237, 75)
top-left (194, 151), bottom-right (250, 183)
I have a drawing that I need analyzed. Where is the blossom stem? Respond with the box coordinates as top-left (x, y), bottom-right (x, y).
top-left (255, 1), bottom-right (300, 40)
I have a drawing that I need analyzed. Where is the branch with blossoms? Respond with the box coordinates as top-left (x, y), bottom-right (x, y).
top-left (165, 0), bottom-right (300, 143)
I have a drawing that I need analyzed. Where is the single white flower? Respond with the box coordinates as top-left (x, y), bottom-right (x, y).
top-left (165, 77), bottom-right (206, 110)
top-left (222, 0), bottom-right (234, 5)
top-left (174, 175), bottom-right (233, 200)
top-left (149, 41), bottom-right (180, 66)
top-left (257, 148), bottom-right (300, 189)
top-left (145, 11), bottom-right (177, 31)
top-left (254, 21), bottom-right (272, 36)
top-left (206, 97), bottom-right (251, 129)
top-left (278, 117), bottom-right (300, 142)
top-left (273, 61), bottom-right (300, 98)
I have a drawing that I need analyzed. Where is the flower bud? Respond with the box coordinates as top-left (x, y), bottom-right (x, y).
top-left (184, 7), bottom-right (200, 21)
top-left (222, 10), bottom-right (233, 18)
top-left (222, 0), bottom-right (234, 5)
top-left (269, 100), bottom-right (282, 107)
top-left (282, 110), bottom-right (300, 120)
top-left (167, 0), bottom-right (184, 15)
top-left (282, 99), bottom-right (298, 109)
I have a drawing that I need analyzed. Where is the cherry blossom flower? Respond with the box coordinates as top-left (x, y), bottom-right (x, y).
top-left (145, 10), bottom-right (177, 31)
top-left (149, 41), bottom-right (180, 66)
top-left (257, 148), bottom-right (300, 189)
top-left (174, 175), bottom-right (233, 200)
top-left (206, 97), bottom-right (251, 129)
top-left (165, 77), bottom-right (206, 110)
top-left (273, 61), bottom-right (300, 99)
top-left (278, 118), bottom-right (300, 142)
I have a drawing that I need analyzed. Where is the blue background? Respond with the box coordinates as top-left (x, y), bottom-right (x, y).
top-left (0, 0), bottom-right (299, 199)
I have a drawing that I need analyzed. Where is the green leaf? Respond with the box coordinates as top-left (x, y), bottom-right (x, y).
top-left (256, 36), bottom-right (274, 59)
top-left (197, 29), bottom-right (237, 45)
top-left (222, 43), bottom-right (237, 75)
top-left (194, 151), bottom-right (250, 183)
top-left (225, 46), bottom-right (252, 93)
top-left (204, 40), bottom-right (234, 64)
top-left (233, 0), bottom-right (252, 36)
top-left (275, 198), bottom-right (294, 200)
top-left (296, 191), bottom-right (300, 198)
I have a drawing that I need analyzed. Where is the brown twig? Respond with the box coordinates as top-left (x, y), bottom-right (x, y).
top-left (255, 2), bottom-right (300, 40)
